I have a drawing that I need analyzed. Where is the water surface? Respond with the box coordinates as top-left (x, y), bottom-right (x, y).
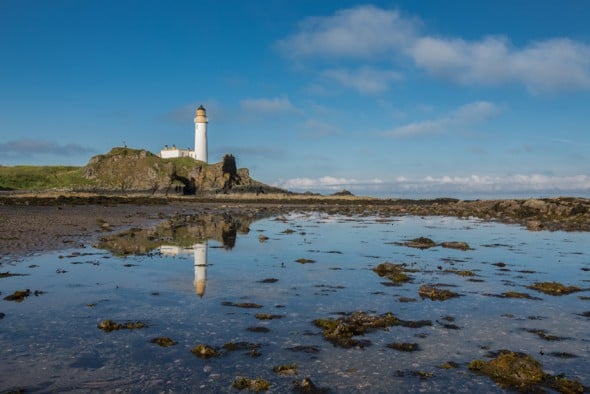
top-left (1, 213), bottom-right (589, 392)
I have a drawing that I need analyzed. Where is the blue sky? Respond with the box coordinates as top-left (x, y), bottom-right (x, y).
top-left (1, 1), bottom-right (589, 197)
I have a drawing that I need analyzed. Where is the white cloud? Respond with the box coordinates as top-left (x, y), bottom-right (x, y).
top-left (275, 176), bottom-right (384, 191)
top-left (274, 173), bottom-right (590, 196)
top-left (277, 5), bottom-right (590, 93)
top-left (240, 96), bottom-right (297, 113)
top-left (381, 101), bottom-right (498, 137)
top-left (323, 66), bottom-right (402, 94)
top-left (395, 174), bottom-right (590, 193)
top-left (411, 36), bottom-right (590, 93)
top-left (276, 6), bottom-right (416, 59)
top-left (411, 36), bottom-right (510, 84)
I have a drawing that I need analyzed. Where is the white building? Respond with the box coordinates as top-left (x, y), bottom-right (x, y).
top-left (159, 145), bottom-right (194, 159)
top-left (160, 105), bottom-right (208, 163)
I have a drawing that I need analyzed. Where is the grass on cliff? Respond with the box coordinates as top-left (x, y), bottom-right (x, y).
top-left (0, 148), bottom-right (206, 191)
top-left (0, 165), bottom-right (94, 191)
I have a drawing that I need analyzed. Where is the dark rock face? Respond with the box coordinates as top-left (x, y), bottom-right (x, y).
top-left (220, 154), bottom-right (241, 193)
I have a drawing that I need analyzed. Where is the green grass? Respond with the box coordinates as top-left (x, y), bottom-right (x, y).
top-left (0, 165), bottom-right (94, 190)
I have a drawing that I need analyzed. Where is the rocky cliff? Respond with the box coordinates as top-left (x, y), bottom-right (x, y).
top-left (83, 147), bottom-right (275, 194)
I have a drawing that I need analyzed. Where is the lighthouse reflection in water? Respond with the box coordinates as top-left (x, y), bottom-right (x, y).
top-left (158, 242), bottom-right (208, 297)
top-left (96, 213), bottom-right (254, 297)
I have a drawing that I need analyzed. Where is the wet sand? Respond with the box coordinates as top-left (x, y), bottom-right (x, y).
top-left (0, 204), bottom-right (179, 261)
top-left (1, 194), bottom-right (589, 262)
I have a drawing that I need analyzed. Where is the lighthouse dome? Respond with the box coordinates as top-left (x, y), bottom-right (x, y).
top-left (195, 105), bottom-right (208, 123)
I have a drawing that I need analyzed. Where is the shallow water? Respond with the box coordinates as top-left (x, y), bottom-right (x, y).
top-left (1, 213), bottom-right (589, 392)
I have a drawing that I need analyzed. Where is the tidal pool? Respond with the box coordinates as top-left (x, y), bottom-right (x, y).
top-left (1, 212), bottom-right (589, 392)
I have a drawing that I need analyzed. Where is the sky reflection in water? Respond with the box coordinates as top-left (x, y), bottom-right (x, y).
top-left (1, 212), bottom-right (589, 392)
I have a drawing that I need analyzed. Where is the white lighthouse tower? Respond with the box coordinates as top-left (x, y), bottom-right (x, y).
top-left (194, 105), bottom-right (208, 163)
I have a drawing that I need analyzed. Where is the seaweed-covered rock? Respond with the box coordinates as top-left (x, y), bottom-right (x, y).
top-left (272, 364), bottom-right (298, 376)
top-left (468, 351), bottom-right (544, 389)
top-left (150, 337), bottom-right (177, 347)
top-left (403, 237), bottom-right (436, 249)
top-left (3, 289), bottom-right (31, 302)
top-left (438, 361), bottom-right (460, 369)
top-left (468, 351), bottom-right (585, 392)
top-left (387, 342), bottom-right (420, 352)
top-left (255, 313), bottom-right (284, 320)
top-left (295, 258), bottom-right (316, 264)
top-left (0, 272), bottom-right (28, 278)
top-left (546, 374), bottom-right (586, 393)
top-left (313, 311), bottom-right (400, 348)
top-left (97, 319), bottom-right (146, 332)
top-left (528, 281), bottom-right (582, 296)
top-left (441, 241), bottom-right (471, 250)
top-left (191, 344), bottom-right (218, 358)
top-left (223, 341), bottom-right (262, 357)
top-left (247, 326), bottom-right (271, 333)
top-left (524, 329), bottom-right (564, 341)
top-left (501, 291), bottom-right (540, 300)
top-left (418, 285), bottom-right (460, 301)
top-left (373, 262), bottom-right (411, 283)
top-left (444, 269), bottom-right (476, 277)
top-left (293, 377), bottom-right (330, 393)
top-left (221, 301), bottom-right (263, 308)
top-left (233, 376), bottom-right (270, 391)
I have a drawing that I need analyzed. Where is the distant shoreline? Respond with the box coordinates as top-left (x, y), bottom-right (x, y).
top-left (1, 193), bottom-right (588, 263)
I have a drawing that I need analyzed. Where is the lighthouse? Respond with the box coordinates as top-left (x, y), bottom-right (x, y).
top-left (194, 105), bottom-right (208, 163)
top-left (158, 104), bottom-right (209, 161)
